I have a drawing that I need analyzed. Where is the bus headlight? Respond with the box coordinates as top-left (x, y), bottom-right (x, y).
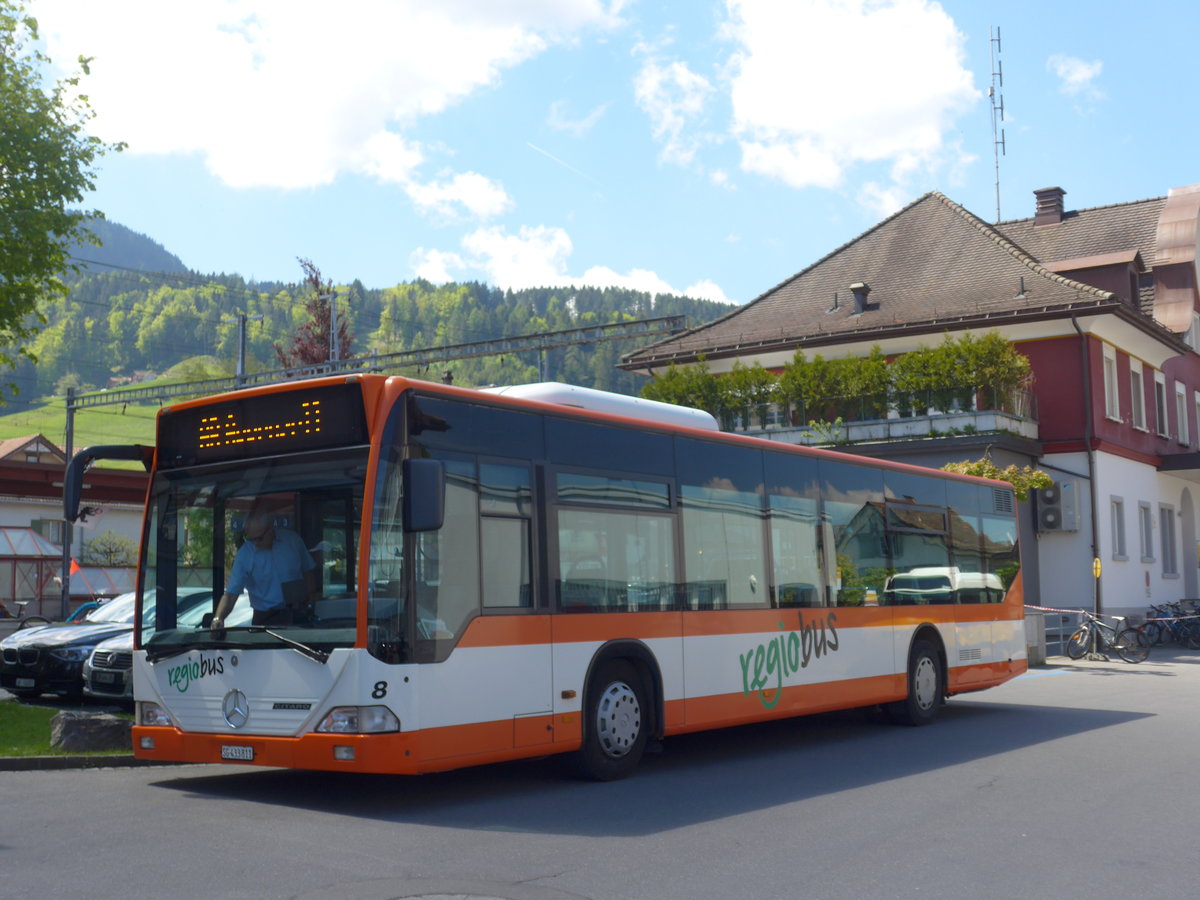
top-left (315, 705), bottom-right (400, 734)
top-left (138, 702), bottom-right (175, 727)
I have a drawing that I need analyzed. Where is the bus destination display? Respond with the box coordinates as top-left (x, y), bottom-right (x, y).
top-left (157, 383), bottom-right (369, 467)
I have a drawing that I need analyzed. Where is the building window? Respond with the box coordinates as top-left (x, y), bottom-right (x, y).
top-left (1130, 364), bottom-right (1146, 430)
top-left (1188, 312), bottom-right (1200, 351)
top-left (1138, 501), bottom-right (1154, 562)
top-left (1103, 345), bottom-right (1119, 420)
top-left (1195, 391), bottom-right (1200, 448)
top-left (1160, 504), bottom-right (1178, 576)
top-left (1176, 383), bottom-right (1189, 445)
top-left (32, 518), bottom-right (64, 545)
top-left (1110, 497), bottom-right (1127, 560)
top-left (1154, 371), bottom-right (1168, 436)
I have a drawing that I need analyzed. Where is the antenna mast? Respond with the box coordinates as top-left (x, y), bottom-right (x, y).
top-left (989, 26), bottom-right (1006, 222)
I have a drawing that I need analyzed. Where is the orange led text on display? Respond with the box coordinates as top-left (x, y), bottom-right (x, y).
top-left (197, 400), bottom-right (322, 449)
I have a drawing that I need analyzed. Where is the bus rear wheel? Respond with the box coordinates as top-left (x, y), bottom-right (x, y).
top-left (885, 639), bottom-right (943, 726)
top-left (577, 660), bottom-right (648, 781)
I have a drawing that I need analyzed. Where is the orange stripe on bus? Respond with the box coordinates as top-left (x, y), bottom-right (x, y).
top-left (673, 674), bottom-right (902, 733)
top-left (455, 615), bottom-right (553, 648)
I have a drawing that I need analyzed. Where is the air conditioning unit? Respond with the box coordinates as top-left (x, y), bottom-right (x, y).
top-left (1036, 480), bottom-right (1079, 532)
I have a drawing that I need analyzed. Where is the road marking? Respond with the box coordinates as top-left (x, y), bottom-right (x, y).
top-left (1017, 668), bottom-right (1071, 679)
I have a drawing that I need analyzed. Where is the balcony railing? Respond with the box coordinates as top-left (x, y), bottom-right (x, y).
top-left (726, 388), bottom-right (1038, 445)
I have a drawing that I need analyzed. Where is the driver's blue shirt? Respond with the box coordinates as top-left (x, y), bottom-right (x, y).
top-left (226, 528), bottom-right (315, 611)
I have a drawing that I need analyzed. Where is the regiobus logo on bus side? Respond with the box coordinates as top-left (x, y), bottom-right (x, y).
top-left (166, 654), bottom-right (226, 693)
top-left (739, 612), bottom-right (840, 709)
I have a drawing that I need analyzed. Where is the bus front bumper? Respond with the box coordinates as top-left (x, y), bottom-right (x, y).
top-left (132, 726), bottom-right (422, 773)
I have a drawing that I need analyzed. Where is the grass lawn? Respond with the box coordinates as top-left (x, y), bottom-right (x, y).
top-left (0, 699), bottom-right (133, 757)
top-left (0, 394), bottom-right (158, 456)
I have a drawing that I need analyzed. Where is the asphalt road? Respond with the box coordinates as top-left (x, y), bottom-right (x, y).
top-left (3, 651), bottom-right (1199, 900)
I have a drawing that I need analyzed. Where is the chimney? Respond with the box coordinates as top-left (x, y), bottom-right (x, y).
top-left (849, 282), bottom-right (871, 313)
top-left (1034, 186), bottom-right (1066, 226)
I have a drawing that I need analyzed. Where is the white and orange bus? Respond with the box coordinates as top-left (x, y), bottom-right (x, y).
top-left (65, 375), bottom-right (1026, 779)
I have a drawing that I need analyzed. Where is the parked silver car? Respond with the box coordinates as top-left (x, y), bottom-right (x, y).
top-left (82, 591), bottom-right (248, 702)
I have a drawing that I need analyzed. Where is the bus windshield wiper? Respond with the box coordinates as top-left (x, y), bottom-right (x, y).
top-left (246, 626), bottom-right (330, 664)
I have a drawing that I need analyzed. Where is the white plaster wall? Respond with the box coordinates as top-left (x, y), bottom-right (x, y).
top-left (1032, 452), bottom-right (1095, 615)
top-left (1077, 452), bottom-right (1199, 619)
top-left (0, 494), bottom-right (143, 557)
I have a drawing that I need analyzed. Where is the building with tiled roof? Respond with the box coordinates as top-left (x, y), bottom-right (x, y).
top-left (0, 434), bottom-right (146, 618)
top-left (622, 183), bottom-right (1200, 621)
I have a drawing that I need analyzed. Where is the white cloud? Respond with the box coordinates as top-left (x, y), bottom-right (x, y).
top-left (548, 99), bottom-right (610, 137)
top-left (634, 59), bottom-right (714, 165)
top-left (682, 278), bottom-right (735, 304)
top-left (405, 172), bottom-right (514, 221)
top-left (1047, 54), bottom-right (1104, 99)
top-left (410, 248), bottom-right (466, 283)
top-left (462, 225), bottom-right (575, 290)
top-left (723, 0), bottom-right (978, 199)
top-left (360, 132), bottom-right (426, 186)
top-left (449, 225), bottom-right (735, 301)
top-left (31, 0), bottom-right (621, 194)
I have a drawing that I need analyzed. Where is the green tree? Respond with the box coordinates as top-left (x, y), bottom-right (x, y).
top-left (940, 457), bottom-right (1051, 502)
top-left (0, 1), bottom-right (122, 382)
top-left (641, 358), bottom-right (721, 416)
top-left (720, 361), bottom-right (777, 428)
top-left (81, 529), bottom-right (137, 566)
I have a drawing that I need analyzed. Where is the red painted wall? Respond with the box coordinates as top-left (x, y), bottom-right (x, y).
top-left (1017, 336), bottom-right (1086, 445)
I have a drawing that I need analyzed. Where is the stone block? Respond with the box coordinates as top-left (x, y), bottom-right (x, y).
top-left (50, 711), bottom-right (132, 753)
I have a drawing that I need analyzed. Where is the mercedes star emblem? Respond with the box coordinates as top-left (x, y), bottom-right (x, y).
top-left (222, 689), bottom-right (249, 728)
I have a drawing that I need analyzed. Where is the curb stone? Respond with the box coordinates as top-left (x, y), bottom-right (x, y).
top-left (0, 755), bottom-right (184, 771)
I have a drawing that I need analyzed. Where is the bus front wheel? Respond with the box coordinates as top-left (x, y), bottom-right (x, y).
top-left (885, 639), bottom-right (943, 726)
top-left (577, 660), bottom-right (648, 781)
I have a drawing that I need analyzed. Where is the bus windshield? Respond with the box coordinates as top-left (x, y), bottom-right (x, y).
top-left (140, 447), bottom-right (369, 657)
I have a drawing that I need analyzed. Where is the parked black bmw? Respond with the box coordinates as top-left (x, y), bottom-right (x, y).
top-left (0, 589), bottom-right (210, 699)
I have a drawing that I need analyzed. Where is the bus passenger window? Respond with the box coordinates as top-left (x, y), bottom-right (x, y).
top-left (557, 508), bottom-right (675, 612)
top-left (769, 494), bottom-right (823, 608)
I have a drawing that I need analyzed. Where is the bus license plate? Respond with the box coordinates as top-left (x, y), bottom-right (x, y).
top-left (15, 678), bottom-right (35, 689)
top-left (221, 745), bottom-right (254, 761)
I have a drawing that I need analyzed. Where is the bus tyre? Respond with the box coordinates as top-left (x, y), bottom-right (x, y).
top-left (578, 660), bottom-right (648, 781)
top-left (886, 640), bottom-right (942, 726)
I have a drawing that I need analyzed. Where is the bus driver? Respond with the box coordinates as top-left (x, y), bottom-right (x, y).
top-left (210, 510), bottom-right (319, 632)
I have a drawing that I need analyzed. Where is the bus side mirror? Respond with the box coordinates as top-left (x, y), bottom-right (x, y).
top-left (64, 444), bottom-right (152, 522)
top-left (403, 458), bottom-right (445, 532)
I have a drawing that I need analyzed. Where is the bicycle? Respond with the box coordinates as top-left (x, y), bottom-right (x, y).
top-left (1066, 610), bottom-right (1150, 663)
top-left (1143, 602), bottom-right (1200, 649)
top-left (1, 599), bottom-right (52, 631)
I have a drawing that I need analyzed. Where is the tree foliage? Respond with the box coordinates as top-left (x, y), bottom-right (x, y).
top-left (644, 333), bottom-right (1032, 425)
top-left (0, 1), bottom-right (121, 381)
top-left (6, 248), bottom-right (731, 400)
top-left (940, 458), bottom-right (1051, 502)
top-left (81, 529), bottom-right (136, 566)
top-left (274, 258), bottom-right (354, 368)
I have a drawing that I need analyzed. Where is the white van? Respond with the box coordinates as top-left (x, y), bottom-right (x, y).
top-left (883, 567), bottom-right (1004, 605)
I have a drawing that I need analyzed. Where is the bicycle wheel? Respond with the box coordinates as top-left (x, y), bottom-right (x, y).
top-left (1115, 628), bottom-right (1150, 663)
top-left (1066, 625), bottom-right (1090, 659)
top-left (1183, 621), bottom-right (1200, 651)
top-left (1144, 620), bottom-right (1170, 646)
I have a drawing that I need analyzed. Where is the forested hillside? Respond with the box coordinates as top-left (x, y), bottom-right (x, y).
top-left (5, 223), bottom-right (732, 402)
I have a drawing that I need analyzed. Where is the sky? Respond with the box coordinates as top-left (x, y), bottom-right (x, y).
top-left (26, 0), bottom-right (1200, 306)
